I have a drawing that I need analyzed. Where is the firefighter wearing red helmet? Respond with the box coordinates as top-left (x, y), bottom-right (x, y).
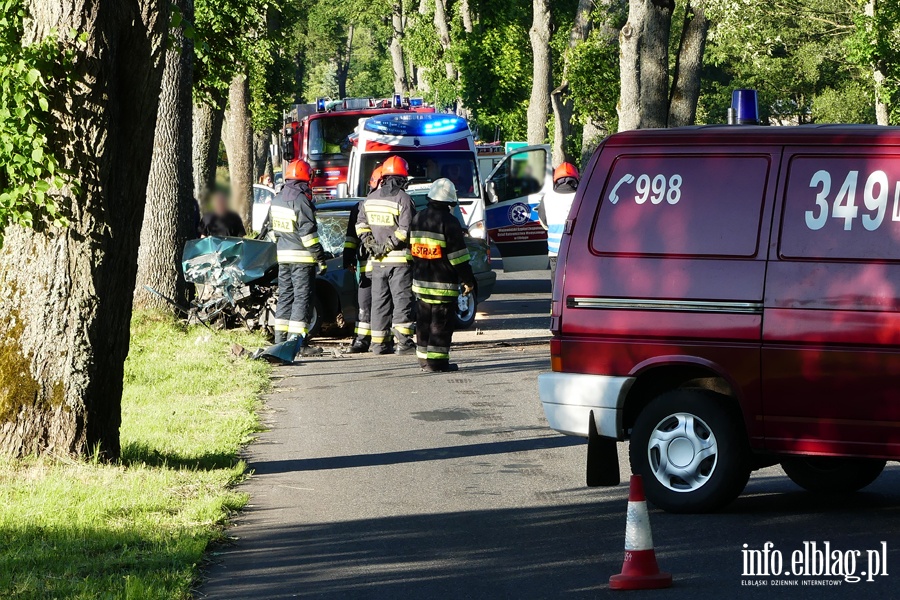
top-left (355, 155), bottom-right (417, 354)
top-left (537, 162), bottom-right (580, 288)
top-left (258, 159), bottom-right (328, 363)
top-left (342, 166), bottom-right (384, 353)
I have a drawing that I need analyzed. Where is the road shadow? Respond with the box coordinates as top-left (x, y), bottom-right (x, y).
top-left (251, 436), bottom-right (583, 475)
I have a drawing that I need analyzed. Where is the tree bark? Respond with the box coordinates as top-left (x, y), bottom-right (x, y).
top-left (551, 0), bottom-right (595, 165)
top-left (336, 24), bottom-right (354, 99)
top-left (865, 1), bottom-right (890, 125)
top-left (667, 1), bottom-right (708, 127)
top-left (192, 95), bottom-right (225, 204)
top-left (253, 128), bottom-right (273, 183)
top-left (0, 0), bottom-right (168, 459)
top-left (390, 1), bottom-right (409, 94)
top-left (434, 0), bottom-right (456, 81)
top-left (618, 0), bottom-right (674, 131)
top-left (527, 0), bottom-right (553, 145)
top-left (222, 73), bottom-right (254, 229)
top-left (134, 0), bottom-right (196, 311)
top-left (460, 0), bottom-right (475, 34)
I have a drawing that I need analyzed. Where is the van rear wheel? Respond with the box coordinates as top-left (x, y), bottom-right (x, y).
top-left (781, 457), bottom-right (885, 493)
top-left (629, 389), bottom-right (750, 513)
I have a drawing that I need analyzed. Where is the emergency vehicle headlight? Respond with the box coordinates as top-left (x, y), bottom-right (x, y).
top-left (467, 220), bottom-right (486, 240)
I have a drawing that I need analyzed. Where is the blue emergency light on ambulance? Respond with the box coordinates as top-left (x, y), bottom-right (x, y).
top-left (363, 113), bottom-right (469, 137)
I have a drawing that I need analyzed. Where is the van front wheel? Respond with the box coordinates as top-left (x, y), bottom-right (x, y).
top-left (781, 457), bottom-right (885, 493)
top-left (629, 390), bottom-right (750, 513)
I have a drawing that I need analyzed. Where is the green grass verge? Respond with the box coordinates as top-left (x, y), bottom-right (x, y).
top-left (0, 312), bottom-right (271, 599)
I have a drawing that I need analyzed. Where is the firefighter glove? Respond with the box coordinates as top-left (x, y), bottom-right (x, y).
top-left (362, 235), bottom-right (381, 257)
top-left (317, 261), bottom-right (328, 275)
top-left (462, 283), bottom-right (474, 296)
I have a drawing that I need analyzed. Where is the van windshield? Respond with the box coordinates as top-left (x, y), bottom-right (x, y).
top-left (308, 115), bottom-right (358, 160)
top-left (361, 152), bottom-right (480, 198)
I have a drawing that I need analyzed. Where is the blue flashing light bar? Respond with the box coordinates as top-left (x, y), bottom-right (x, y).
top-left (392, 94), bottom-right (402, 108)
top-left (364, 113), bottom-right (469, 137)
top-left (316, 97), bottom-right (327, 113)
top-left (410, 97), bottom-right (424, 108)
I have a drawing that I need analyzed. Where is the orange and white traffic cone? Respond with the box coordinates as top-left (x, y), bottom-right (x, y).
top-left (609, 475), bottom-right (672, 590)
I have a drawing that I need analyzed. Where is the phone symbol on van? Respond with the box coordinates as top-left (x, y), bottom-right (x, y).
top-left (609, 174), bottom-right (635, 204)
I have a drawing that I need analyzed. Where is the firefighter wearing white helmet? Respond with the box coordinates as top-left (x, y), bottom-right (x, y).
top-left (408, 178), bottom-right (476, 372)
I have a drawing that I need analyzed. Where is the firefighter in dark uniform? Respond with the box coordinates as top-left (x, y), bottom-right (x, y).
top-left (356, 156), bottom-right (417, 355)
top-left (409, 178), bottom-right (475, 372)
top-left (259, 159), bottom-right (328, 363)
top-left (343, 166), bottom-right (382, 353)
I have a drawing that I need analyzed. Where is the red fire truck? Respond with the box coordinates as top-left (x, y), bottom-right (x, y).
top-left (282, 96), bottom-right (434, 201)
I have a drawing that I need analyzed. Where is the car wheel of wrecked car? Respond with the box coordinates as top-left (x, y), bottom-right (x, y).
top-left (453, 287), bottom-right (477, 329)
top-left (630, 389), bottom-right (751, 513)
top-left (781, 457), bottom-right (885, 493)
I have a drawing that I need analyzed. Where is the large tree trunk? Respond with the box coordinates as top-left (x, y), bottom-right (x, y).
top-left (134, 0), bottom-right (196, 311)
top-left (618, 0), bottom-right (674, 131)
top-left (460, 0), bottom-right (475, 34)
top-left (667, 1), bottom-right (708, 127)
top-left (527, 0), bottom-right (553, 145)
top-left (390, 1), bottom-right (409, 94)
top-left (0, 0), bottom-right (168, 459)
top-left (434, 0), bottom-right (456, 81)
top-left (551, 0), bottom-right (595, 165)
top-left (336, 24), bottom-right (354, 99)
top-left (253, 128), bottom-right (273, 183)
top-left (865, 1), bottom-right (890, 125)
top-left (192, 95), bottom-right (225, 204)
top-left (222, 73), bottom-right (254, 229)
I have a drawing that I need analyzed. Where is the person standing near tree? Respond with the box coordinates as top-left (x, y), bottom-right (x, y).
top-left (355, 156), bottom-right (417, 355)
top-left (259, 159), bottom-right (328, 363)
top-left (409, 178), bottom-right (475, 372)
top-left (538, 162), bottom-right (579, 287)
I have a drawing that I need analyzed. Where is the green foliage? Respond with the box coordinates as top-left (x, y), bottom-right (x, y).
top-left (568, 28), bottom-right (620, 131)
top-left (0, 312), bottom-right (270, 599)
top-left (0, 0), bottom-right (74, 240)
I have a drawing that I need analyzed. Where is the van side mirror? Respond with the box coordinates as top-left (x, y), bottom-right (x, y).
top-left (336, 183), bottom-right (349, 199)
top-left (485, 180), bottom-right (498, 204)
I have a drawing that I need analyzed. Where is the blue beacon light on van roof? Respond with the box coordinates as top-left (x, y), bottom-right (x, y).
top-left (728, 89), bottom-right (759, 125)
top-left (364, 114), bottom-right (467, 136)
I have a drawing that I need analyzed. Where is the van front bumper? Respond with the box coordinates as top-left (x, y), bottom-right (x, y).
top-left (538, 372), bottom-right (634, 440)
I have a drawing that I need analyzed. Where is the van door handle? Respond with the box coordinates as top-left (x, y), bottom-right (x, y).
top-left (564, 219), bottom-right (575, 234)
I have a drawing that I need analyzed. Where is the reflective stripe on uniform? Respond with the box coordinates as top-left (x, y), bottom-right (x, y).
top-left (288, 321), bottom-right (308, 335)
top-left (413, 285), bottom-right (459, 297)
top-left (273, 318), bottom-right (290, 332)
top-left (394, 229), bottom-right (408, 242)
top-left (393, 323), bottom-right (415, 336)
top-left (419, 297), bottom-right (449, 304)
top-left (278, 249), bottom-right (316, 263)
top-left (410, 230), bottom-right (445, 242)
top-left (372, 251), bottom-right (410, 264)
top-left (365, 199), bottom-right (401, 214)
top-left (417, 348), bottom-right (428, 360)
top-left (344, 236), bottom-right (359, 249)
top-left (426, 346), bottom-right (450, 360)
top-left (301, 232), bottom-right (320, 247)
top-left (447, 248), bottom-right (471, 265)
top-left (355, 321), bottom-right (371, 335)
top-left (270, 205), bottom-right (297, 232)
top-left (371, 330), bottom-right (390, 343)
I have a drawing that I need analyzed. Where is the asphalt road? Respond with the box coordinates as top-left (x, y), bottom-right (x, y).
top-left (200, 266), bottom-right (900, 599)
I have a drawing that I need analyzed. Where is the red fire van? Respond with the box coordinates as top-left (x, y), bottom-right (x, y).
top-left (540, 125), bottom-right (900, 512)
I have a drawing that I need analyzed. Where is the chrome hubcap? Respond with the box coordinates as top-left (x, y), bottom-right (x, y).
top-left (647, 412), bottom-right (718, 492)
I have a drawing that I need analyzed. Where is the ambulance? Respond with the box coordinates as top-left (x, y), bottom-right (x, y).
top-left (343, 113), bottom-right (486, 239)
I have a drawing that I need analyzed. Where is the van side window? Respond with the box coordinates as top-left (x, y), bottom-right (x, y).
top-left (591, 155), bottom-right (770, 257)
top-left (780, 156), bottom-right (900, 261)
